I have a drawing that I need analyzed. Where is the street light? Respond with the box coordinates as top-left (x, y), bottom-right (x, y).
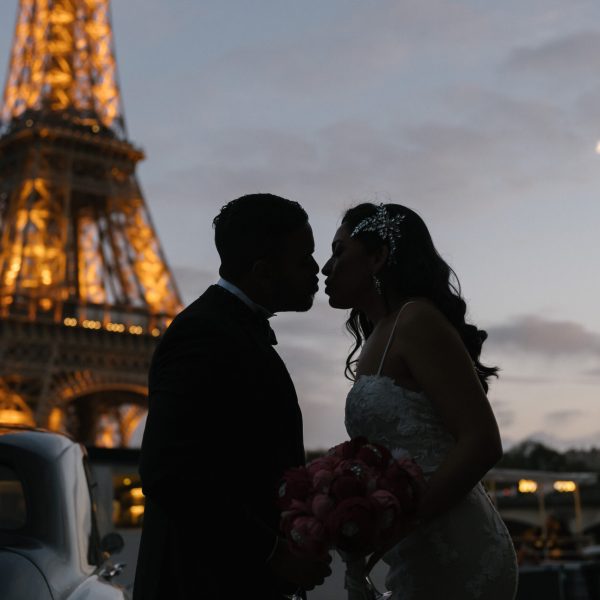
top-left (553, 480), bottom-right (576, 493)
top-left (518, 479), bottom-right (548, 540)
top-left (553, 480), bottom-right (582, 534)
top-left (519, 479), bottom-right (538, 493)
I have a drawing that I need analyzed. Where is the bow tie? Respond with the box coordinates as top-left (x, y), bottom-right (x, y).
top-left (264, 320), bottom-right (278, 346)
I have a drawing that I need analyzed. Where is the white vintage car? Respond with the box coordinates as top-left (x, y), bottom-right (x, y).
top-left (0, 426), bottom-right (131, 599)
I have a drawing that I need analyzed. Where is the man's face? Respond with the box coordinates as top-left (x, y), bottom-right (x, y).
top-left (269, 223), bottom-right (319, 312)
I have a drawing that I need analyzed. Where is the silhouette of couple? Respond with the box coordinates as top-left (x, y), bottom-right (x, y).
top-left (133, 194), bottom-right (517, 600)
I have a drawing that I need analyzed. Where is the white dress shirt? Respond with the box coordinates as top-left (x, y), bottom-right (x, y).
top-left (217, 278), bottom-right (274, 320)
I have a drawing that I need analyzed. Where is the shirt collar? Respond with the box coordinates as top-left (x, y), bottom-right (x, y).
top-left (217, 278), bottom-right (275, 320)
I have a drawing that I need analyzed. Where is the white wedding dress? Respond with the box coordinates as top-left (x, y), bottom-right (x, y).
top-left (343, 306), bottom-right (518, 599)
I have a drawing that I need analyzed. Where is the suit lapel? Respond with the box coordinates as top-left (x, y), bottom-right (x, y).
top-left (204, 285), bottom-right (275, 349)
top-left (203, 285), bottom-right (304, 464)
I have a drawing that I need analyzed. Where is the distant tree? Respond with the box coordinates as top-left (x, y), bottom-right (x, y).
top-left (499, 440), bottom-right (589, 472)
top-left (564, 447), bottom-right (600, 472)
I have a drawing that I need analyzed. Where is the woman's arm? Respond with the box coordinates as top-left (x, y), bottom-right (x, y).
top-left (392, 301), bottom-right (502, 522)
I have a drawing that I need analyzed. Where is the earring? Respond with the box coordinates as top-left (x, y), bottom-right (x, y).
top-left (372, 275), bottom-right (382, 295)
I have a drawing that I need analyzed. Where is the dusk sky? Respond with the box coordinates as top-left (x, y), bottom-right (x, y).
top-left (1, 1), bottom-right (599, 450)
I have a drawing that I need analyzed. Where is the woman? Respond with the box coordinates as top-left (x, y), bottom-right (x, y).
top-left (321, 203), bottom-right (517, 599)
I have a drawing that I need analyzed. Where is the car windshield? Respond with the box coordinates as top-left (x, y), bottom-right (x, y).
top-left (0, 464), bottom-right (26, 530)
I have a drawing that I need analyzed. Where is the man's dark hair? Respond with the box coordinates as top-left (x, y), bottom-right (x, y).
top-left (213, 193), bottom-right (308, 280)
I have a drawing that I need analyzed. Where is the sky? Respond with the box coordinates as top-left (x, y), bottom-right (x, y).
top-left (1, 0), bottom-right (600, 450)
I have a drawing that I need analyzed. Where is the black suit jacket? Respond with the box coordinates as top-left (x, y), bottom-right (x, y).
top-left (133, 285), bottom-right (306, 599)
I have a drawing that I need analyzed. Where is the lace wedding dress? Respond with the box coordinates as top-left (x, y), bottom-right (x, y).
top-left (343, 305), bottom-right (518, 599)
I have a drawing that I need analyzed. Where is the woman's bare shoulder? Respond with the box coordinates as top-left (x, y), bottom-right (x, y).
top-left (395, 298), bottom-right (456, 340)
top-left (398, 297), bottom-right (445, 321)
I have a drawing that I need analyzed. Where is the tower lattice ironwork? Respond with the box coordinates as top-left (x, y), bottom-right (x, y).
top-left (0, 0), bottom-right (183, 446)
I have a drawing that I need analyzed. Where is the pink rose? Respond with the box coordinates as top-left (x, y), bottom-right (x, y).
top-left (326, 497), bottom-right (377, 554)
top-left (330, 473), bottom-right (367, 501)
top-left (277, 467), bottom-right (312, 510)
top-left (356, 443), bottom-right (393, 471)
top-left (377, 464), bottom-right (414, 509)
top-left (288, 498), bottom-right (311, 513)
top-left (378, 461), bottom-right (427, 512)
top-left (333, 459), bottom-right (352, 476)
top-left (369, 490), bottom-right (402, 545)
top-left (281, 500), bottom-right (310, 537)
top-left (334, 459), bottom-right (377, 491)
top-left (312, 469), bottom-right (334, 493)
top-left (312, 493), bottom-right (336, 520)
top-left (307, 455), bottom-right (340, 478)
top-left (370, 489), bottom-right (401, 519)
top-left (288, 515), bottom-right (331, 558)
top-left (365, 473), bottom-right (379, 495)
top-left (395, 458), bottom-right (427, 489)
top-left (329, 437), bottom-right (370, 460)
top-left (333, 458), bottom-right (370, 477)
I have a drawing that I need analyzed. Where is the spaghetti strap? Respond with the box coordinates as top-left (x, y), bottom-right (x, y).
top-left (377, 301), bottom-right (418, 376)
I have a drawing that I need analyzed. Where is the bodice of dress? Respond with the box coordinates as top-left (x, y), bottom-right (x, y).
top-left (344, 374), bottom-right (518, 600)
top-left (345, 374), bottom-right (455, 474)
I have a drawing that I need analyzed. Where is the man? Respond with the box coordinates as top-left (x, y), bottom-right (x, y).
top-left (133, 194), bottom-right (332, 599)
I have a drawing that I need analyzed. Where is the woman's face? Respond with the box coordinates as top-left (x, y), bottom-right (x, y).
top-left (321, 225), bottom-right (376, 309)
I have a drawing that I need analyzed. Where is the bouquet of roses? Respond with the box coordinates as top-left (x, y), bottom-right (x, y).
top-left (277, 436), bottom-right (426, 562)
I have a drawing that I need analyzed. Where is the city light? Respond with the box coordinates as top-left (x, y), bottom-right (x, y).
top-left (129, 506), bottom-right (144, 518)
top-left (130, 487), bottom-right (144, 499)
top-left (0, 409), bottom-right (33, 425)
top-left (554, 480), bottom-right (577, 493)
top-left (518, 479), bottom-right (538, 493)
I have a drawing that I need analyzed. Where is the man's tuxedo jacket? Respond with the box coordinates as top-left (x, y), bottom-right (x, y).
top-left (133, 285), bottom-right (306, 599)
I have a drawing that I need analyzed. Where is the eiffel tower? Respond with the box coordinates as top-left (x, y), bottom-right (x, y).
top-left (0, 0), bottom-right (182, 446)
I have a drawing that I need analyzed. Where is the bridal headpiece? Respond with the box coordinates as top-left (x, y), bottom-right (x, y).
top-left (350, 203), bottom-right (405, 264)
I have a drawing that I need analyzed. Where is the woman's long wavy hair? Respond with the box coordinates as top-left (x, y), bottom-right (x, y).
top-left (343, 203), bottom-right (498, 393)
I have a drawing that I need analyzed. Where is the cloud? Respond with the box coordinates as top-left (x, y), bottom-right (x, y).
top-left (172, 266), bottom-right (218, 304)
top-left (207, 26), bottom-right (407, 99)
top-left (142, 66), bottom-right (600, 230)
top-left (195, 0), bottom-right (496, 101)
top-left (300, 399), bottom-right (349, 452)
top-left (112, 5), bottom-right (600, 231)
top-left (276, 300), bottom-right (351, 383)
top-left (504, 30), bottom-right (600, 81)
top-left (545, 409), bottom-right (584, 426)
top-left (499, 374), bottom-right (552, 385)
top-left (487, 315), bottom-right (600, 357)
top-left (489, 398), bottom-right (516, 429)
top-left (582, 367), bottom-right (600, 377)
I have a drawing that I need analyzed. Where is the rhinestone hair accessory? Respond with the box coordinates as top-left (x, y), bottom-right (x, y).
top-left (350, 204), bottom-right (405, 264)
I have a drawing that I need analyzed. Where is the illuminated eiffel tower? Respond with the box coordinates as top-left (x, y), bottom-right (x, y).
top-left (0, 0), bottom-right (182, 446)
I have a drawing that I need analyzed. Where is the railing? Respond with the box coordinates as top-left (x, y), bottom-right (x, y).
top-left (514, 534), bottom-right (597, 564)
top-left (0, 295), bottom-right (174, 337)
